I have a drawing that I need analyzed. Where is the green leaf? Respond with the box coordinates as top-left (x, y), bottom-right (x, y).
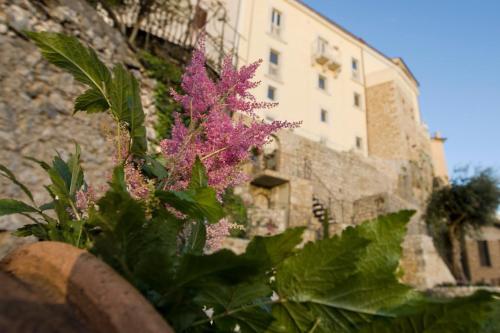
top-left (358, 290), bottom-right (500, 333)
top-left (176, 250), bottom-right (259, 288)
top-left (244, 227), bottom-right (305, 271)
top-left (156, 188), bottom-right (225, 224)
top-left (14, 223), bottom-right (49, 239)
top-left (194, 280), bottom-right (274, 332)
top-left (269, 211), bottom-right (417, 333)
top-left (184, 220), bottom-right (206, 255)
top-left (24, 156), bottom-right (51, 170)
top-left (188, 157), bottom-right (208, 190)
top-left (0, 199), bottom-right (38, 216)
top-left (110, 64), bottom-right (147, 156)
top-left (89, 173), bottom-right (148, 275)
top-left (0, 163), bottom-right (34, 203)
top-left (74, 88), bottom-right (109, 113)
top-left (142, 156), bottom-right (169, 180)
top-left (26, 31), bottom-right (111, 109)
top-left (67, 143), bottom-right (84, 196)
top-left (110, 165), bottom-right (127, 192)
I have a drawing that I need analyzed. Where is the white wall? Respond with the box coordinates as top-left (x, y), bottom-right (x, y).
top-left (234, 0), bottom-right (423, 155)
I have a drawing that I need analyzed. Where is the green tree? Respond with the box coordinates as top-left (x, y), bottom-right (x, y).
top-left (426, 168), bottom-right (500, 283)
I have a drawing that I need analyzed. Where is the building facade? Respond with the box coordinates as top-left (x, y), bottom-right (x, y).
top-left (222, 0), bottom-right (456, 289)
top-left (464, 224), bottom-right (500, 286)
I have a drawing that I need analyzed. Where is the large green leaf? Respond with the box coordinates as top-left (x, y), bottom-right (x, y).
top-left (74, 88), bottom-right (109, 113)
top-left (269, 211), bottom-right (416, 333)
top-left (26, 31), bottom-right (111, 112)
top-left (0, 199), bottom-right (37, 216)
top-left (244, 227), bottom-right (305, 272)
top-left (110, 64), bottom-right (147, 156)
top-left (359, 290), bottom-right (500, 333)
top-left (193, 280), bottom-right (274, 333)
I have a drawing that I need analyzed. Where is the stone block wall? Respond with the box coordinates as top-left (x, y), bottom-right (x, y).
top-left (0, 0), bottom-right (156, 230)
top-left (235, 123), bottom-right (454, 288)
top-left (463, 226), bottom-right (500, 286)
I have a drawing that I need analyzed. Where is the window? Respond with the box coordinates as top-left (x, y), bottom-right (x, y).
top-left (318, 75), bottom-right (326, 90)
top-left (477, 241), bottom-right (492, 267)
top-left (320, 109), bottom-right (328, 123)
top-left (269, 50), bottom-right (280, 76)
top-left (267, 86), bottom-right (276, 101)
top-left (354, 92), bottom-right (362, 108)
top-left (271, 9), bottom-right (282, 36)
top-left (352, 58), bottom-right (360, 79)
top-left (317, 37), bottom-right (328, 54)
top-left (355, 136), bottom-right (363, 149)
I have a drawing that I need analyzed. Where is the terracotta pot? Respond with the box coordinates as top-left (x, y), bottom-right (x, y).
top-left (0, 241), bottom-right (174, 333)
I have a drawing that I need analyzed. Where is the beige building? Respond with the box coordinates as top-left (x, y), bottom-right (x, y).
top-left (464, 224), bottom-right (500, 286)
top-left (229, 0), bottom-right (425, 157)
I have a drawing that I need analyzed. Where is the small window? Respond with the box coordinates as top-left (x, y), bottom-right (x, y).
top-left (320, 109), bottom-right (328, 123)
top-left (318, 75), bottom-right (326, 90)
top-left (355, 136), bottom-right (363, 149)
top-left (477, 241), bottom-right (492, 267)
top-left (267, 86), bottom-right (276, 101)
top-left (317, 37), bottom-right (328, 54)
top-left (270, 50), bottom-right (279, 65)
top-left (354, 92), bottom-right (362, 108)
top-left (271, 9), bottom-right (282, 35)
top-left (269, 50), bottom-right (280, 77)
top-left (352, 58), bottom-right (359, 70)
top-left (352, 58), bottom-right (360, 79)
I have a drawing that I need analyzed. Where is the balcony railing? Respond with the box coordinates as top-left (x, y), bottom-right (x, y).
top-left (312, 38), bottom-right (341, 73)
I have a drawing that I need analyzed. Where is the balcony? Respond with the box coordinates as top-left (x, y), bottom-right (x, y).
top-left (312, 38), bottom-right (342, 74)
top-left (250, 148), bottom-right (289, 188)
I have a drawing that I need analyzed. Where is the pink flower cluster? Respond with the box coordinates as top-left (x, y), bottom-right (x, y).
top-left (160, 36), bottom-right (299, 195)
top-left (205, 218), bottom-right (243, 252)
top-left (124, 162), bottom-right (150, 200)
top-left (76, 186), bottom-right (96, 212)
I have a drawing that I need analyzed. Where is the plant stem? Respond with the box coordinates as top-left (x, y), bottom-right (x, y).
top-left (308, 318), bottom-right (321, 333)
top-left (190, 298), bottom-right (286, 328)
top-left (201, 146), bottom-right (228, 161)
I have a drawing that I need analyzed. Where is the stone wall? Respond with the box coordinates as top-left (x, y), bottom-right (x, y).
top-left (463, 226), bottom-right (500, 286)
top-left (235, 124), bottom-right (455, 289)
top-left (0, 0), bottom-right (156, 230)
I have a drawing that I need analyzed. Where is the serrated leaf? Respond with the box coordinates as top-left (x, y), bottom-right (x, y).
top-left (0, 163), bottom-right (34, 203)
top-left (26, 31), bottom-right (110, 107)
top-left (14, 223), bottom-right (49, 239)
top-left (74, 88), bottom-right (109, 113)
top-left (269, 211), bottom-right (417, 333)
top-left (358, 290), bottom-right (500, 333)
top-left (194, 280), bottom-right (274, 332)
top-left (156, 188), bottom-right (225, 224)
top-left (0, 199), bottom-right (38, 216)
top-left (244, 227), bottom-right (305, 271)
top-left (110, 64), bottom-right (147, 156)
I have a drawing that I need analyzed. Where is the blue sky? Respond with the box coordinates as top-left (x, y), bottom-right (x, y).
top-left (303, 0), bottom-right (500, 176)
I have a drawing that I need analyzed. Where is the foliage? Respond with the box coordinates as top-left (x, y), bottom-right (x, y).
top-left (426, 168), bottom-right (500, 282)
top-left (139, 50), bottom-right (183, 139)
top-left (0, 32), bottom-right (499, 332)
